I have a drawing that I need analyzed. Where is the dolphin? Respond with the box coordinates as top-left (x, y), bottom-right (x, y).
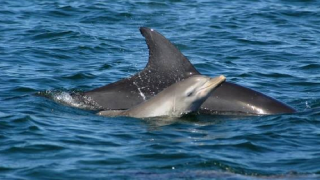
top-left (79, 27), bottom-right (295, 115)
top-left (98, 75), bottom-right (226, 118)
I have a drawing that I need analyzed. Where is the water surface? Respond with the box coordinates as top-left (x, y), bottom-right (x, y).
top-left (1, 0), bottom-right (320, 179)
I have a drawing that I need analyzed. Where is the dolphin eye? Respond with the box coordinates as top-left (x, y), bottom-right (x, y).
top-left (187, 92), bottom-right (193, 97)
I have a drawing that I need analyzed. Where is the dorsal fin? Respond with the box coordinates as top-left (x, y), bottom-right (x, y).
top-left (139, 27), bottom-right (199, 76)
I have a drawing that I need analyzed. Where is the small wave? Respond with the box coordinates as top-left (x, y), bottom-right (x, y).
top-left (4, 143), bottom-right (66, 154)
top-left (29, 30), bottom-right (78, 41)
top-left (61, 72), bottom-right (95, 80)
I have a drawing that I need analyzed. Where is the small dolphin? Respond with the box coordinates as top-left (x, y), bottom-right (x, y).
top-left (98, 75), bottom-right (226, 118)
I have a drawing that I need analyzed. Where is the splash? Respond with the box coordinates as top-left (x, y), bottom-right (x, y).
top-left (37, 90), bottom-right (101, 110)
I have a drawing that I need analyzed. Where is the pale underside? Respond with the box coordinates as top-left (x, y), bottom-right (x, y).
top-left (98, 99), bottom-right (185, 118)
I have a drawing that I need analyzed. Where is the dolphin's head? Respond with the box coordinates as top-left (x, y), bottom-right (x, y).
top-left (172, 75), bottom-right (226, 115)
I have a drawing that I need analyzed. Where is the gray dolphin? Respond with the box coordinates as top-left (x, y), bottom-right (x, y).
top-left (78, 27), bottom-right (295, 115)
top-left (98, 75), bottom-right (226, 118)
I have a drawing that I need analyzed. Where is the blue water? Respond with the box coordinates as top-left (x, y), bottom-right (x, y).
top-left (1, 0), bottom-right (320, 179)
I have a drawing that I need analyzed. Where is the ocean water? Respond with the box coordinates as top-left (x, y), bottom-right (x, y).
top-left (1, 0), bottom-right (320, 179)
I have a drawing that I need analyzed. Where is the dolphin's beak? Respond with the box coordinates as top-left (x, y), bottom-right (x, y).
top-left (208, 75), bottom-right (226, 88)
top-left (198, 75), bottom-right (226, 95)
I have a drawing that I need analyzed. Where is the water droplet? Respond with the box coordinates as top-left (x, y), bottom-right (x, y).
top-left (306, 101), bottom-right (311, 108)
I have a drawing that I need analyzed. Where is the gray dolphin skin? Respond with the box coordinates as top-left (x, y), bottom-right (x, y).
top-left (81, 27), bottom-right (296, 115)
top-left (98, 75), bottom-right (226, 118)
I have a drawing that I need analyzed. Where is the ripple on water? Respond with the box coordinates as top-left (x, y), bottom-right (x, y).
top-left (4, 143), bottom-right (66, 154)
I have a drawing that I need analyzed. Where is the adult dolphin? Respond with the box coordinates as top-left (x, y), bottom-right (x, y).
top-left (81, 27), bottom-right (295, 115)
top-left (98, 75), bottom-right (226, 118)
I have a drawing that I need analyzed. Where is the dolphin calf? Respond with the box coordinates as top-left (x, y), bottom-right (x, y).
top-left (80, 27), bottom-right (295, 115)
top-left (98, 75), bottom-right (226, 118)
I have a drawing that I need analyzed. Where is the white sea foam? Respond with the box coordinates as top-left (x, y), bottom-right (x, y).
top-left (51, 91), bottom-right (99, 110)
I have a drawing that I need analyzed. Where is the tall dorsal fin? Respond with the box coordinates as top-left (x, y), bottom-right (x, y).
top-left (139, 27), bottom-right (199, 75)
